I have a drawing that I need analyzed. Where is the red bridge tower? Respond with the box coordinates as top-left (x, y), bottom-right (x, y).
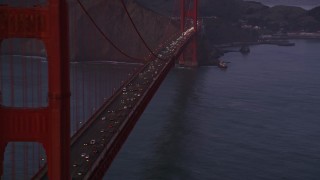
top-left (0, 0), bottom-right (70, 179)
top-left (179, 0), bottom-right (199, 66)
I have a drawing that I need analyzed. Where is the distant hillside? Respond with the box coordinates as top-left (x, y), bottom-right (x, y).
top-left (242, 4), bottom-right (320, 32)
top-left (136, 0), bottom-right (320, 45)
top-left (308, 6), bottom-right (320, 22)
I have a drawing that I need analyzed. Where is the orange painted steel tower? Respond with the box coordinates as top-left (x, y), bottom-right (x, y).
top-left (0, 0), bottom-right (70, 179)
top-left (179, 0), bottom-right (199, 66)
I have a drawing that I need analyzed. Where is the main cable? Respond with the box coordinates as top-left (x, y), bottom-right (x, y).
top-left (120, 0), bottom-right (164, 60)
top-left (76, 0), bottom-right (145, 62)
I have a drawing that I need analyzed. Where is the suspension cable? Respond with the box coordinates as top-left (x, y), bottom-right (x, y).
top-left (120, 0), bottom-right (163, 60)
top-left (76, 0), bottom-right (145, 62)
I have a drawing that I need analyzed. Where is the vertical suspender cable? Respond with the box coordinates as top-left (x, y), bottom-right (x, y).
top-left (85, 14), bottom-right (89, 121)
top-left (71, 64), bottom-right (75, 134)
top-left (36, 0), bottom-right (43, 167)
top-left (79, 5), bottom-right (88, 125)
top-left (37, 55), bottom-right (42, 107)
top-left (99, 66), bottom-right (102, 106)
top-left (82, 63), bottom-right (85, 125)
top-left (27, 144), bottom-right (29, 179)
top-left (22, 41), bottom-right (27, 107)
top-left (104, 69), bottom-right (108, 100)
top-left (71, 63), bottom-right (75, 134)
top-left (86, 28), bottom-right (90, 120)
top-left (22, 41), bottom-right (27, 179)
top-left (0, 41), bottom-right (2, 105)
top-left (38, 144), bottom-right (40, 169)
top-left (37, 53), bottom-right (42, 174)
top-left (30, 41), bottom-right (36, 176)
top-left (75, 63), bottom-right (79, 131)
top-left (73, 4), bottom-right (79, 132)
top-left (94, 64), bottom-right (97, 111)
top-left (32, 143), bottom-right (35, 175)
top-left (24, 144), bottom-right (28, 180)
top-left (31, 43), bottom-right (34, 107)
top-left (70, 64), bottom-right (77, 132)
top-left (98, 66), bottom-right (101, 107)
top-left (11, 143), bottom-right (15, 180)
top-left (70, 64), bottom-right (77, 135)
top-left (70, 4), bottom-right (74, 134)
top-left (96, 65), bottom-right (99, 108)
top-left (106, 70), bottom-right (109, 99)
top-left (75, 63), bottom-right (80, 132)
top-left (71, 5), bottom-right (76, 134)
top-left (87, 63), bottom-right (91, 120)
top-left (10, 39), bottom-right (14, 107)
top-left (9, 38), bottom-right (16, 180)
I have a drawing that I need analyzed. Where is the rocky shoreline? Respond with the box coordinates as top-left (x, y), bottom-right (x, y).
top-left (204, 38), bottom-right (302, 67)
top-left (204, 33), bottom-right (320, 67)
top-left (192, 0), bottom-right (320, 67)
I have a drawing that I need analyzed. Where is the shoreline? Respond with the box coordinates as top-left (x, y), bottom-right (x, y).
top-left (192, 35), bottom-right (320, 67)
top-left (215, 40), bottom-right (294, 49)
top-left (215, 35), bottom-right (320, 49)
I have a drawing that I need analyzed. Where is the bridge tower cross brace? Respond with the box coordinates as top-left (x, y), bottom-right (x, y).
top-left (179, 0), bottom-right (199, 66)
top-left (0, 0), bottom-right (70, 179)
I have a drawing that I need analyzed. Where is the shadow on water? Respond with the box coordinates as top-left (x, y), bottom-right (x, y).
top-left (142, 67), bottom-right (206, 180)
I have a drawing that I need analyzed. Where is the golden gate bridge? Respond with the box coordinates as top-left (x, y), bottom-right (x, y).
top-left (0, 0), bottom-right (199, 179)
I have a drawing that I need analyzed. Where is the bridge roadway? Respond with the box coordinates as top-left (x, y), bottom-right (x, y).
top-left (35, 26), bottom-right (196, 180)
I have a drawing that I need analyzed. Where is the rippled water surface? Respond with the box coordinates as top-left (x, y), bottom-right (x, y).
top-left (104, 39), bottom-right (320, 180)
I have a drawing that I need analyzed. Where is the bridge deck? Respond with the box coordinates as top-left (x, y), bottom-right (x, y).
top-left (35, 27), bottom-right (196, 180)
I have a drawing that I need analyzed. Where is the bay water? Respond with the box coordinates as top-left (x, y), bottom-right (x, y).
top-left (104, 39), bottom-right (320, 180)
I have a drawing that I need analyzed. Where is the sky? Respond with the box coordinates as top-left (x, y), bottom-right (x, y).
top-left (249, 0), bottom-right (320, 9)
